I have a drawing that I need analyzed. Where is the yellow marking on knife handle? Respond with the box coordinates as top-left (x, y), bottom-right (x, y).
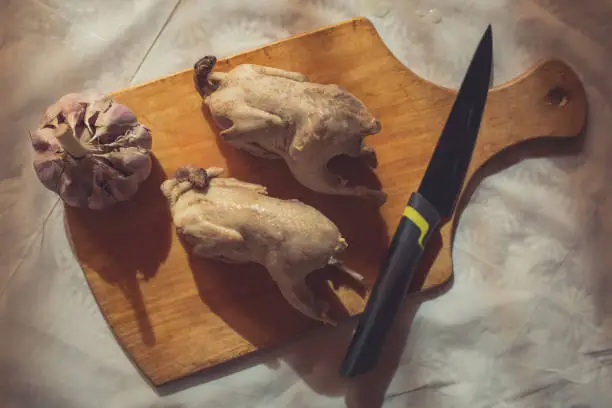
top-left (402, 206), bottom-right (430, 248)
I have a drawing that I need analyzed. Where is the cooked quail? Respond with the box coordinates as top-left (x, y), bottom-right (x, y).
top-left (194, 55), bottom-right (386, 205)
top-left (161, 165), bottom-right (364, 325)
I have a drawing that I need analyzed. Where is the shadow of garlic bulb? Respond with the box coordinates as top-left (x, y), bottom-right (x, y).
top-left (30, 92), bottom-right (152, 210)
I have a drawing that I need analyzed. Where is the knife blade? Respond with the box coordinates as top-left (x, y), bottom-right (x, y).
top-left (339, 24), bottom-right (493, 377)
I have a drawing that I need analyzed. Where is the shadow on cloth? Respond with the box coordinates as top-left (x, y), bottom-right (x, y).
top-left (452, 133), bottom-right (586, 244)
top-left (156, 289), bottom-right (442, 408)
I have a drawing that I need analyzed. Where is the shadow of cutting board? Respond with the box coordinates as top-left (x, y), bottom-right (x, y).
top-left (64, 17), bottom-right (587, 385)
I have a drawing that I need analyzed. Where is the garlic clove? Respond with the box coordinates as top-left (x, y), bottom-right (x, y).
top-left (55, 123), bottom-right (89, 159)
top-left (96, 101), bottom-right (137, 127)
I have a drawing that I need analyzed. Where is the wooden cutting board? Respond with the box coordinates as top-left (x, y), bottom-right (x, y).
top-left (64, 17), bottom-right (587, 385)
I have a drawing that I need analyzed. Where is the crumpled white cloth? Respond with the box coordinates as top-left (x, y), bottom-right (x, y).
top-left (2, 0), bottom-right (612, 407)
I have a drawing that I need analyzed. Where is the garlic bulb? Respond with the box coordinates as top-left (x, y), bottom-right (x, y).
top-left (30, 92), bottom-right (152, 210)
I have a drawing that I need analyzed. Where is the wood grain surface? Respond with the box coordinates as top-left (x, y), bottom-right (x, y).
top-left (64, 17), bottom-right (587, 385)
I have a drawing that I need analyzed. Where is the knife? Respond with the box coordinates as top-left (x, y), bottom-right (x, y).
top-left (339, 25), bottom-right (493, 377)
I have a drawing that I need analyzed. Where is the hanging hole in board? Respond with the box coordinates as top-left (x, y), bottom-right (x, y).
top-left (546, 87), bottom-right (569, 107)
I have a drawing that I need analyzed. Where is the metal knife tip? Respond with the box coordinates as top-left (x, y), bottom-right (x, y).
top-left (482, 24), bottom-right (492, 43)
top-left (478, 24), bottom-right (494, 86)
top-left (484, 25), bottom-right (493, 48)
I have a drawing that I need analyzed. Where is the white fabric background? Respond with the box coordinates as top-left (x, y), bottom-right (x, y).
top-left (2, 0), bottom-right (612, 407)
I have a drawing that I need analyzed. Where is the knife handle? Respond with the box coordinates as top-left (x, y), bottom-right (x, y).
top-left (339, 191), bottom-right (441, 377)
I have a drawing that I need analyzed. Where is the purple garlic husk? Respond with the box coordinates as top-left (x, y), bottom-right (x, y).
top-left (30, 91), bottom-right (153, 210)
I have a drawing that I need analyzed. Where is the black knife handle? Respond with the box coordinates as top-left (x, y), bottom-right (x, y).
top-left (340, 191), bottom-right (441, 377)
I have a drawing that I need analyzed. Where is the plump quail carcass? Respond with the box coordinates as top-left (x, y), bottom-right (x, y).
top-left (160, 165), bottom-right (364, 325)
top-left (29, 92), bottom-right (152, 209)
top-left (193, 55), bottom-right (387, 205)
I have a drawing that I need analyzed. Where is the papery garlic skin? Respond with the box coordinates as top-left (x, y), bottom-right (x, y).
top-left (30, 92), bottom-right (152, 210)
